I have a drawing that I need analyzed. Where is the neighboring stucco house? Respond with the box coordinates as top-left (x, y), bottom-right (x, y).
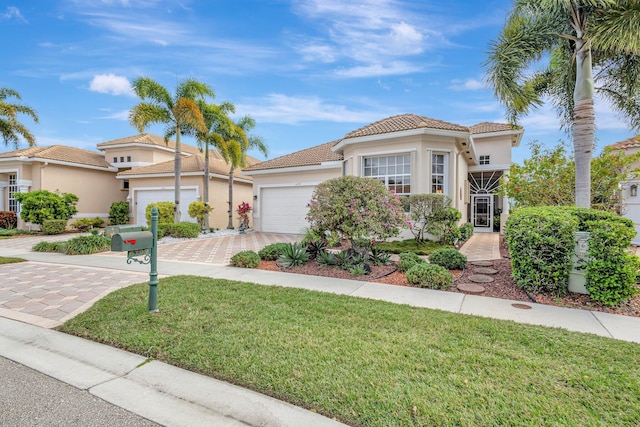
top-left (0, 133), bottom-right (255, 229)
top-left (244, 114), bottom-right (523, 235)
top-left (611, 135), bottom-right (640, 244)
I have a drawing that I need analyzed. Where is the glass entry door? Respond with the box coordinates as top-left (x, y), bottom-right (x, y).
top-left (472, 194), bottom-right (493, 231)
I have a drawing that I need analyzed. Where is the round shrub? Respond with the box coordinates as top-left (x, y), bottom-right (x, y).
top-left (397, 252), bottom-right (426, 272)
top-left (429, 248), bottom-right (467, 270)
top-left (145, 201), bottom-right (175, 225)
top-left (230, 250), bottom-right (261, 268)
top-left (42, 219), bottom-right (67, 235)
top-left (109, 201), bottom-right (129, 225)
top-left (258, 243), bottom-right (290, 261)
top-left (406, 263), bottom-right (453, 289)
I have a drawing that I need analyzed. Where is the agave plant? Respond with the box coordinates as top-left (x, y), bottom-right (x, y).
top-left (278, 243), bottom-right (309, 268)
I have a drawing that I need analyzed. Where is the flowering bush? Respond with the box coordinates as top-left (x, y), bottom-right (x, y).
top-left (306, 176), bottom-right (406, 243)
top-left (237, 201), bottom-right (252, 230)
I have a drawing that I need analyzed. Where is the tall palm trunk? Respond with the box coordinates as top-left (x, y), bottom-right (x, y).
top-left (174, 126), bottom-right (182, 222)
top-left (572, 36), bottom-right (595, 209)
top-left (203, 143), bottom-right (210, 230)
top-left (227, 166), bottom-right (235, 229)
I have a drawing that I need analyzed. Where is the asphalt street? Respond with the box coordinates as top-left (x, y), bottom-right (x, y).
top-left (0, 356), bottom-right (160, 427)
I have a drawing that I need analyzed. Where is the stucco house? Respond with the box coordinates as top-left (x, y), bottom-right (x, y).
top-left (244, 114), bottom-right (523, 235)
top-left (0, 133), bottom-right (255, 229)
top-left (611, 135), bottom-right (640, 244)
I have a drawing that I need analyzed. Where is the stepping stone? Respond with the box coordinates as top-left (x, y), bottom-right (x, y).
top-left (474, 267), bottom-right (498, 275)
top-left (469, 274), bottom-right (494, 284)
top-left (470, 261), bottom-right (493, 267)
top-left (457, 283), bottom-right (485, 294)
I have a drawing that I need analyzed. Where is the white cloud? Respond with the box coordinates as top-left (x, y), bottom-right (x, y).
top-left (235, 93), bottom-right (391, 124)
top-left (334, 61), bottom-right (423, 78)
top-left (449, 78), bottom-right (485, 91)
top-left (100, 109), bottom-right (130, 120)
top-left (2, 6), bottom-right (27, 22)
top-left (89, 74), bottom-right (134, 96)
top-left (299, 44), bottom-right (336, 63)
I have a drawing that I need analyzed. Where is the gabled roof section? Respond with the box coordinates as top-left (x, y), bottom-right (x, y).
top-left (343, 114), bottom-right (468, 139)
top-left (96, 133), bottom-right (202, 156)
top-left (609, 135), bottom-right (640, 150)
top-left (469, 122), bottom-right (520, 134)
top-left (0, 145), bottom-right (114, 169)
top-left (118, 154), bottom-right (253, 181)
top-left (244, 140), bottom-right (343, 172)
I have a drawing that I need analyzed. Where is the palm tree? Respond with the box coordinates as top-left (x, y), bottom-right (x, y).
top-left (216, 116), bottom-right (268, 229)
top-left (485, 0), bottom-right (640, 208)
top-left (0, 88), bottom-right (39, 148)
top-left (195, 101), bottom-right (236, 230)
top-left (129, 77), bottom-right (214, 222)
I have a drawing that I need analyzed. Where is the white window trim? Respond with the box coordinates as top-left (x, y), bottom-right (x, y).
top-left (430, 151), bottom-right (450, 196)
top-left (360, 152), bottom-right (412, 196)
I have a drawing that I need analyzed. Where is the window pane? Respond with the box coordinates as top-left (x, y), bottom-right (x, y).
top-left (362, 154), bottom-right (411, 196)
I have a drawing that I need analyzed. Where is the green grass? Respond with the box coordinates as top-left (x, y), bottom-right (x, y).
top-left (377, 238), bottom-right (450, 255)
top-left (0, 229), bottom-right (36, 237)
top-left (0, 256), bottom-right (26, 264)
top-left (59, 276), bottom-right (640, 426)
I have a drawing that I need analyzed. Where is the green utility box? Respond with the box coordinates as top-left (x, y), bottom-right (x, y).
top-left (111, 231), bottom-right (154, 252)
top-left (104, 225), bottom-right (143, 238)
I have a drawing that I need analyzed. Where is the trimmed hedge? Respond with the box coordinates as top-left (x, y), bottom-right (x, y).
top-left (429, 248), bottom-right (467, 270)
top-left (158, 222), bottom-right (200, 239)
top-left (406, 263), bottom-right (453, 289)
top-left (506, 206), bottom-right (639, 304)
top-left (42, 219), bottom-right (67, 235)
top-left (258, 243), bottom-right (290, 261)
top-left (146, 202), bottom-right (175, 225)
top-left (230, 251), bottom-right (261, 268)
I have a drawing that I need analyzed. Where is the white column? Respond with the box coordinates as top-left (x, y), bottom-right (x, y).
top-left (0, 181), bottom-right (8, 211)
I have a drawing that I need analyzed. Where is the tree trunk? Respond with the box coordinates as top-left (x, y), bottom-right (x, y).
top-left (203, 143), bottom-right (210, 231)
top-left (572, 36), bottom-right (595, 209)
top-left (227, 166), bottom-right (234, 229)
top-left (174, 127), bottom-right (182, 222)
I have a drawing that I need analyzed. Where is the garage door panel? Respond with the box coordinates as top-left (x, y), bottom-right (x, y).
top-left (261, 186), bottom-right (314, 234)
top-left (135, 189), bottom-right (198, 226)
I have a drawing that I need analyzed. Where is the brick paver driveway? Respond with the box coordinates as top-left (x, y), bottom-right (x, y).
top-left (0, 232), bottom-right (301, 328)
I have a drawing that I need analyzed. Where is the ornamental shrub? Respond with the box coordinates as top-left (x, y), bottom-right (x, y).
top-left (584, 220), bottom-right (640, 306)
top-left (108, 201), bottom-right (129, 225)
top-left (406, 263), bottom-right (453, 289)
top-left (14, 190), bottom-right (78, 225)
top-left (258, 243), bottom-right (290, 261)
top-left (278, 243), bottom-right (309, 267)
top-left (230, 250), bottom-right (261, 268)
top-left (397, 252), bottom-right (426, 272)
top-left (158, 222), bottom-right (200, 238)
top-left (407, 194), bottom-right (455, 243)
top-left (306, 176), bottom-right (406, 243)
top-left (188, 201), bottom-right (212, 230)
top-left (42, 219), bottom-right (67, 235)
top-left (429, 248), bottom-right (467, 270)
top-left (459, 223), bottom-right (474, 242)
top-left (0, 211), bottom-right (17, 229)
top-left (65, 235), bottom-right (111, 255)
top-left (145, 201), bottom-right (175, 225)
top-left (33, 241), bottom-right (67, 253)
top-left (72, 217), bottom-right (104, 231)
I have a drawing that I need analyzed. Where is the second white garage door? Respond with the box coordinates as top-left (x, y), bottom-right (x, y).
top-left (135, 188), bottom-right (199, 226)
top-left (261, 186), bottom-right (315, 234)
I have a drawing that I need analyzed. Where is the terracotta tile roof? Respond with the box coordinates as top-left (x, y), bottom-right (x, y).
top-left (469, 122), bottom-right (520, 134)
top-left (0, 145), bottom-right (113, 169)
top-left (118, 154), bottom-right (253, 180)
top-left (609, 135), bottom-right (640, 150)
top-left (243, 140), bottom-right (343, 172)
top-left (343, 114), bottom-right (468, 139)
top-left (96, 133), bottom-right (202, 156)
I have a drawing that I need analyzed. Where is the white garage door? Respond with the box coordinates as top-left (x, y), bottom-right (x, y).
top-left (135, 188), bottom-right (199, 226)
top-left (261, 186), bottom-right (315, 234)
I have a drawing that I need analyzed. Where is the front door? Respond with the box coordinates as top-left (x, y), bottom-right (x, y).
top-left (472, 194), bottom-right (493, 232)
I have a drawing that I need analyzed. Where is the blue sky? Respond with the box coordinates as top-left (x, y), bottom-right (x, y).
top-left (1, 0), bottom-right (635, 164)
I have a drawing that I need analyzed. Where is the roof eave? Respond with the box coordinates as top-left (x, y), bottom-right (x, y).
top-left (332, 128), bottom-right (470, 152)
top-left (244, 161), bottom-right (342, 176)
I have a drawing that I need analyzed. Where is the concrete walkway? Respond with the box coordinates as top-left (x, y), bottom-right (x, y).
top-left (459, 232), bottom-right (501, 261)
top-left (1, 231), bottom-right (640, 426)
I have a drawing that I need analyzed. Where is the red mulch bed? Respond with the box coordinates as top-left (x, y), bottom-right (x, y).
top-left (257, 237), bottom-right (640, 318)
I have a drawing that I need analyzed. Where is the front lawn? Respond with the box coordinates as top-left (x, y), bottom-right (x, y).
top-left (0, 256), bottom-right (26, 264)
top-left (59, 276), bottom-right (640, 426)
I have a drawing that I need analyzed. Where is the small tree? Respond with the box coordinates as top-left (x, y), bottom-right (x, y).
top-left (306, 176), bottom-right (406, 244)
top-left (14, 190), bottom-right (78, 225)
top-left (407, 194), bottom-right (452, 243)
top-left (108, 201), bottom-right (129, 225)
top-left (188, 201), bottom-right (212, 230)
top-left (501, 141), bottom-right (640, 212)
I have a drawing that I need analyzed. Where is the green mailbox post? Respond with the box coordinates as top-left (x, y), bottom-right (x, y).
top-left (110, 207), bottom-right (159, 312)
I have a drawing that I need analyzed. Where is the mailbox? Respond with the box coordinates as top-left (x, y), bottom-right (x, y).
top-left (111, 231), bottom-right (154, 252)
top-left (105, 225), bottom-right (143, 238)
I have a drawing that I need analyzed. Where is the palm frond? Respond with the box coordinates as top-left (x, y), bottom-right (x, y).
top-left (589, 0), bottom-right (640, 54)
top-left (131, 77), bottom-right (173, 107)
top-left (128, 103), bottom-right (171, 132)
top-left (176, 78), bottom-right (215, 101)
top-left (173, 98), bottom-right (206, 132)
